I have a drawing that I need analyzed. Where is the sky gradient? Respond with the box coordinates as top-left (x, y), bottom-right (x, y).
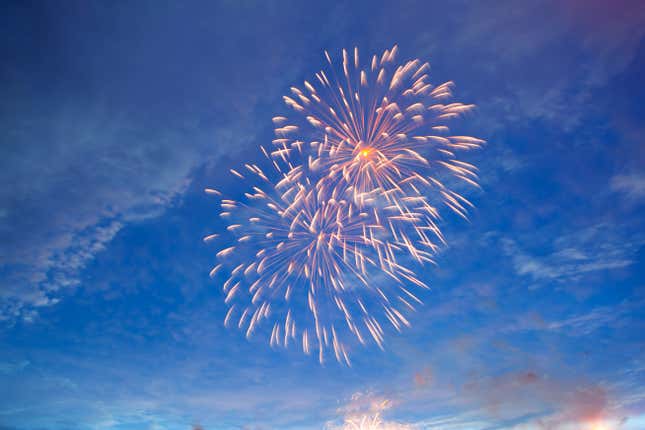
top-left (1, 1), bottom-right (645, 429)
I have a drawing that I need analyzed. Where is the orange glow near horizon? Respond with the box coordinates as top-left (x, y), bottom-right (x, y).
top-left (590, 420), bottom-right (610, 430)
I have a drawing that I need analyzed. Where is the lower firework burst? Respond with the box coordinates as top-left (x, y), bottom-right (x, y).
top-left (205, 149), bottom-right (429, 365)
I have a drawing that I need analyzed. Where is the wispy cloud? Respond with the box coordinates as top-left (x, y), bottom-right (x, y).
top-left (0, 99), bottom-right (252, 322)
top-left (611, 173), bottom-right (645, 201)
top-left (501, 223), bottom-right (638, 286)
top-left (0, 360), bottom-right (29, 375)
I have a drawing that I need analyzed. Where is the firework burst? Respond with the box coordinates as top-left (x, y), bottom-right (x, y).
top-left (205, 46), bottom-right (482, 364)
top-left (273, 46), bottom-right (483, 259)
top-left (206, 152), bottom-right (427, 365)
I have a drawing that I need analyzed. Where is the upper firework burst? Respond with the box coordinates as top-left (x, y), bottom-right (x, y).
top-left (272, 45), bottom-right (483, 219)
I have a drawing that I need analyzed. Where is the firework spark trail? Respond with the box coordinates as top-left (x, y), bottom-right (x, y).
top-left (344, 413), bottom-right (385, 430)
top-left (334, 396), bottom-right (413, 430)
top-left (205, 46), bottom-right (482, 364)
top-left (342, 414), bottom-right (412, 430)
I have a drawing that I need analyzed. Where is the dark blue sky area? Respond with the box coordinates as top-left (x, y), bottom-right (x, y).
top-left (1, 1), bottom-right (644, 429)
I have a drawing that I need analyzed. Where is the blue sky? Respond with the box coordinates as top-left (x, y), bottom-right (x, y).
top-left (1, 1), bottom-right (644, 429)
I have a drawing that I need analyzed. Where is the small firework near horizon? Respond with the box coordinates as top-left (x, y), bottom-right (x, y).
top-left (205, 45), bottom-right (483, 365)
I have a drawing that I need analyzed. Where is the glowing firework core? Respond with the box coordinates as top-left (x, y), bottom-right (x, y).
top-left (360, 148), bottom-right (371, 157)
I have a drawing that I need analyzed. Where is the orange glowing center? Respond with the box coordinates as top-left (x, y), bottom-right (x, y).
top-left (360, 148), bottom-right (373, 158)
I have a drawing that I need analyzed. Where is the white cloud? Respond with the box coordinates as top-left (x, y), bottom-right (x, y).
top-left (501, 223), bottom-right (638, 285)
top-left (611, 173), bottom-right (645, 200)
top-left (0, 360), bottom-right (29, 375)
top-left (0, 100), bottom-right (252, 322)
top-left (546, 299), bottom-right (641, 337)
